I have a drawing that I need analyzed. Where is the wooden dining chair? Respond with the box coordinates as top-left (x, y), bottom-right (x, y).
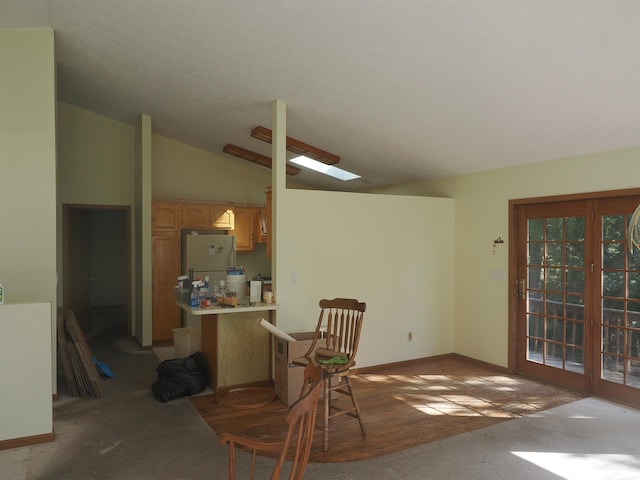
top-left (218, 364), bottom-right (322, 480)
top-left (293, 298), bottom-right (367, 451)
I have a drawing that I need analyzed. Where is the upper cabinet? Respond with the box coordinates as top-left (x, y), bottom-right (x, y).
top-left (152, 202), bottom-right (236, 231)
top-left (210, 205), bottom-right (235, 230)
top-left (180, 203), bottom-right (210, 229)
top-left (232, 207), bottom-right (255, 252)
top-left (152, 202), bottom-right (180, 231)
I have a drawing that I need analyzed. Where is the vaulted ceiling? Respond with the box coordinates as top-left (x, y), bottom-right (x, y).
top-left (2, 1), bottom-right (639, 191)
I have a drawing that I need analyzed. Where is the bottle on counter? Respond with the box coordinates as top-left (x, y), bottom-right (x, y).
top-left (190, 281), bottom-right (199, 307)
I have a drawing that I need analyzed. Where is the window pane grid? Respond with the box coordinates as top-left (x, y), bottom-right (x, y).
top-left (526, 216), bottom-right (585, 374)
top-left (600, 213), bottom-right (640, 387)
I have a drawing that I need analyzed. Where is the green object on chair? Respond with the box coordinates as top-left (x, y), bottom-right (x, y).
top-left (318, 355), bottom-right (348, 365)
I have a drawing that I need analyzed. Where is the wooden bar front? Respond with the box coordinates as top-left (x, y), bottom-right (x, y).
top-left (178, 303), bottom-right (277, 394)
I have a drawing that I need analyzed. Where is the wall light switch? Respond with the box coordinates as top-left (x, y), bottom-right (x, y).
top-left (291, 272), bottom-right (299, 284)
top-left (490, 270), bottom-right (506, 281)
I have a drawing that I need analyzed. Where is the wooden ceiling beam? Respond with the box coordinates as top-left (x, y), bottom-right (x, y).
top-left (222, 144), bottom-right (301, 176)
top-left (250, 125), bottom-right (340, 165)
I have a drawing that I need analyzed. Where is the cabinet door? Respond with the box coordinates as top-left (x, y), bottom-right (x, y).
top-left (152, 234), bottom-right (181, 343)
top-left (152, 202), bottom-right (179, 231)
top-left (210, 205), bottom-right (235, 229)
top-left (255, 207), bottom-right (267, 244)
top-left (232, 207), bottom-right (255, 252)
top-left (180, 203), bottom-right (210, 228)
top-left (152, 234), bottom-right (180, 285)
top-left (152, 284), bottom-right (181, 343)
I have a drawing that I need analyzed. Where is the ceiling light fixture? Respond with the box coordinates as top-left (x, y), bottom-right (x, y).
top-left (290, 155), bottom-right (361, 181)
top-left (250, 126), bottom-right (340, 165)
top-left (222, 144), bottom-right (301, 176)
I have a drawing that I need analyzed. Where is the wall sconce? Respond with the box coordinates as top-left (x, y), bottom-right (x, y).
top-left (493, 236), bottom-right (504, 255)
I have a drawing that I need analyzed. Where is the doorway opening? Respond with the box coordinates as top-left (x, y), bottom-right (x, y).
top-left (63, 204), bottom-right (131, 339)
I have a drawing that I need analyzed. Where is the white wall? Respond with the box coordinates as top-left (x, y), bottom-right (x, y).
top-left (0, 28), bottom-right (57, 393)
top-left (0, 303), bottom-right (52, 443)
top-left (380, 146), bottom-right (640, 367)
top-left (275, 189), bottom-right (456, 368)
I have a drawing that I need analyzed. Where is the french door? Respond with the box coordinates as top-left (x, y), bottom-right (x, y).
top-left (513, 193), bottom-right (640, 407)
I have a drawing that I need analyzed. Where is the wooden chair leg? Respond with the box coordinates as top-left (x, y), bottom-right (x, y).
top-left (323, 375), bottom-right (331, 452)
top-left (344, 375), bottom-right (365, 436)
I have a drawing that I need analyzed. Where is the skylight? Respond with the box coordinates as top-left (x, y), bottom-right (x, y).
top-left (290, 155), bottom-right (361, 181)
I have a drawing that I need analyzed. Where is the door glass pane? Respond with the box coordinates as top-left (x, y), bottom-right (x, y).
top-left (528, 267), bottom-right (544, 291)
top-left (602, 354), bottom-right (624, 383)
top-left (528, 242), bottom-right (544, 266)
top-left (628, 361), bottom-right (640, 387)
top-left (566, 347), bottom-right (584, 374)
top-left (546, 218), bottom-right (563, 241)
top-left (566, 217), bottom-right (585, 241)
top-left (526, 216), bottom-right (585, 374)
top-left (566, 269), bottom-right (584, 294)
top-left (546, 243), bottom-right (563, 266)
top-left (603, 215), bottom-right (624, 241)
top-left (603, 271), bottom-right (624, 297)
top-left (528, 218), bottom-right (544, 241)
top-left (600, 212), bottom-right (640, 389)
top-left (567, 243), bottom-right (584, 267)
top-left (545, 268), bottom-right (563, 291)
top-left (603, 243), bottom-right (625, 269)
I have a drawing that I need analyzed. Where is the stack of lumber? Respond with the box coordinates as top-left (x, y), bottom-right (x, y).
top-left (57, 308), bottom-right (103, 398)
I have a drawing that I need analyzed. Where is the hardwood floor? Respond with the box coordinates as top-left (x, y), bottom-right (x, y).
top-left (191, 355), bottom-right (584, 463)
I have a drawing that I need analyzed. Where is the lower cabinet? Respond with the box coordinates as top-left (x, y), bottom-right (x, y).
top-left (152, 233), bottom-right (181, 343)
top-left (152, 284), bottom-right (181, 343)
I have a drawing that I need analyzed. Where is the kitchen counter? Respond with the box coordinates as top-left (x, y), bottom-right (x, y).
top-left (176, 301), bottom-right (278, 397)
top-left (177, 301), bottom-right (277, 315)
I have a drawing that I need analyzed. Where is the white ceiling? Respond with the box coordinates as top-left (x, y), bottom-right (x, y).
top-left (2, 0), bottom-right (639, 191)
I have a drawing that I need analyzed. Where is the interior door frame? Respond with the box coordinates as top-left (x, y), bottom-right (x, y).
top-left (63, 203), bottom-right (132, 336)
top-left (508, 187), bottom-right (640, 378)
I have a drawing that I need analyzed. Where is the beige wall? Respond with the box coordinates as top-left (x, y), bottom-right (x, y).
top-left (379, 146), bottom-right (640, 367)
top-left (275, 189), bottom-right (456, 368)
top-left (0, 28), bottom-right (57, 400)
top-left (152, 134), bottom-right (273, 204)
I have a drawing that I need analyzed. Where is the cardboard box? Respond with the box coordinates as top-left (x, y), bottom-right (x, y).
top-left (273, 331), bottom-right (340, 405)
top-left (273, 332), bottom-right (316, 406)
top-left (172, 327), bottom-right (201, 358)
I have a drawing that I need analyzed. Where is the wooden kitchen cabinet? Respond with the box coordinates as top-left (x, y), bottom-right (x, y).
top-left (152, 233), bottom-right (181, 343)
top-left (180, 203), bottom-right (210, 228)
top-left (152, 202), bottom-right (179, 231)
top-left (210, 205), bottom-right (234, 229)
top-left (152, 233), bottom-right (180, 285)
top-left (232, 207), bottom-right (255, 252)
top-left (152, 284), bottom-right (181, 343)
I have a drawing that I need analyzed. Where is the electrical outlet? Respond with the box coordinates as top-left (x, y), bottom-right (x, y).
top-left (407, 331), bottom-right (412, 341)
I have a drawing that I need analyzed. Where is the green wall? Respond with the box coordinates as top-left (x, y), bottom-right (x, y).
top-left (1, 28), bottom-right (57, 391)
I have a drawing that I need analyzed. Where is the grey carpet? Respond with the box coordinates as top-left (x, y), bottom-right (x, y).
top-left (1, 330), bottom-right (639, 479)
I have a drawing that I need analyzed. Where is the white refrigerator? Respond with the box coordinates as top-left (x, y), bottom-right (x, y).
top-left (181, 233), bottom-right (236, 327)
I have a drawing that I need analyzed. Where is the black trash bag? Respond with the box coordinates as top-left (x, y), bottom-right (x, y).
top-left (151, 351), bottom-right (208, 403)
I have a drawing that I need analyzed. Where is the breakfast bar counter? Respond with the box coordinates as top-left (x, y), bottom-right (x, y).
top-left (177, 302), bottom-right (278, 396)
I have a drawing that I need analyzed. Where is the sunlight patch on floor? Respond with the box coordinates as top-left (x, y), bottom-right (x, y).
top-left (512, 451), bottom-right (640, 480)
